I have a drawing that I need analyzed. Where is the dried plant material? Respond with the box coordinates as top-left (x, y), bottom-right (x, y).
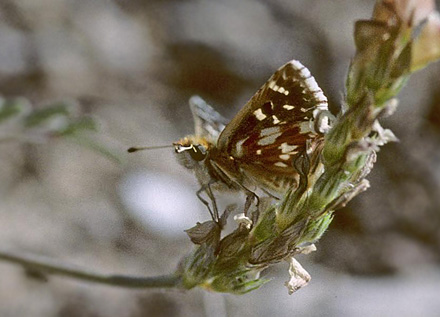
top-left (285, 257), bottom-right (311, 295)
top-left (412, 12), bottom-right (440, 70)
top-left (233, 213), bottom-right (253, 230)
top-left (373, 0), bottom-right (434, 27)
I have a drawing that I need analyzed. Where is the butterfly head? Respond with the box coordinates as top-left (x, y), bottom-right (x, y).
top-left (173, 136), bottom-right (212, 169)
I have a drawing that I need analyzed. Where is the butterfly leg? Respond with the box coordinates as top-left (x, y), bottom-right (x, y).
top-left (205, 183), bottom-right (220, 222)
top-left (196, 185), bottom-right (220, 223)
top-left (243, 189), bottom-right (259, 217)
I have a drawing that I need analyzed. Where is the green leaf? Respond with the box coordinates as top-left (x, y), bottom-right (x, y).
top-left (0, 98), bottom-right (31, 124)
top-left (59, 117), bottom-right (98, 136)
top-left (24, 103), bottom-right (72, 128)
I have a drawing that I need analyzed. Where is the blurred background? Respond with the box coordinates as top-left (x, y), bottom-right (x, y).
top-left (0, 0), bottom-right (439, 316)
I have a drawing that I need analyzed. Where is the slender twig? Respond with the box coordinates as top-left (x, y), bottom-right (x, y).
top-left (0, 247), bottom-right (181, 289)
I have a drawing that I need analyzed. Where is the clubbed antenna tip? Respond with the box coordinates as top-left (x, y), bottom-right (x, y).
top-left (127, 145), bottom-right (173, 153)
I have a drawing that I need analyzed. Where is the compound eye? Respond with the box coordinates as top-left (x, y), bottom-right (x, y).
top-left (189, 145), bottom-right (207, 161)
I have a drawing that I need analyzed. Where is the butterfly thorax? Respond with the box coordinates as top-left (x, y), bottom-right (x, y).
top-left (174, 134), bottom-right (246, 192)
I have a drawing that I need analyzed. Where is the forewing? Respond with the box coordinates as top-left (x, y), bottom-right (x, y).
top-left (189, 95), bottom-right (228, 141)
top-left (216, 60), bottom-right (329, 190)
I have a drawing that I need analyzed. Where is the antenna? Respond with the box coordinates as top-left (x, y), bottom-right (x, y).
top-left (127, 145), bottom-right (173, 153)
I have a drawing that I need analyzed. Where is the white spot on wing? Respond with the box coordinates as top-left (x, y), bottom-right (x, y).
top-left (235, 137), bottom-right (248, 157)
top-left (268, 80), bottom-right (276, 89)
top-left (272, 115), bottom-right (280, 124)
top-left (283, 105), bottom-right (294, 110)
top-left (256, 149), bottom-right (262, 155)
top-left (283, 90), bottom-right (289, 96)
top-left (253, 108), bottom-right (267, 121)
top-left (278, 86), bottom-right (285, 94)
top-left (274, 162), bottom-right (288, 168)
top-left (279, 154), bottom-right (290, 160)
top-left (258, 132), bottom-right (282, 146)
top-left (299, 121), bottom-right (315, 134)
top-left (301, 106), bottom-right (316, 113)
top-left (260, 126), bottom-right (280, 137)
top-left (279, 142), bottom-right (298, 154)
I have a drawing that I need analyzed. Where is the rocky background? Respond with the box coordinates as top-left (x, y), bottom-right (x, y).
top-left (0, 0), bottom-right (439, 316)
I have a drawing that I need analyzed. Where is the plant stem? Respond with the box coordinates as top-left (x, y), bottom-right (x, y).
top-left (0, 246), bottom-right (181, 289)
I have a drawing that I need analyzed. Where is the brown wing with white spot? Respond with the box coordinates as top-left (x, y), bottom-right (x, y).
top-left (215, 60), bottom-right (329, 194)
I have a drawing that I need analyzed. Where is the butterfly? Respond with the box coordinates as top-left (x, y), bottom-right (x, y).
top-left (173, 60), bottom-right (332, 222)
